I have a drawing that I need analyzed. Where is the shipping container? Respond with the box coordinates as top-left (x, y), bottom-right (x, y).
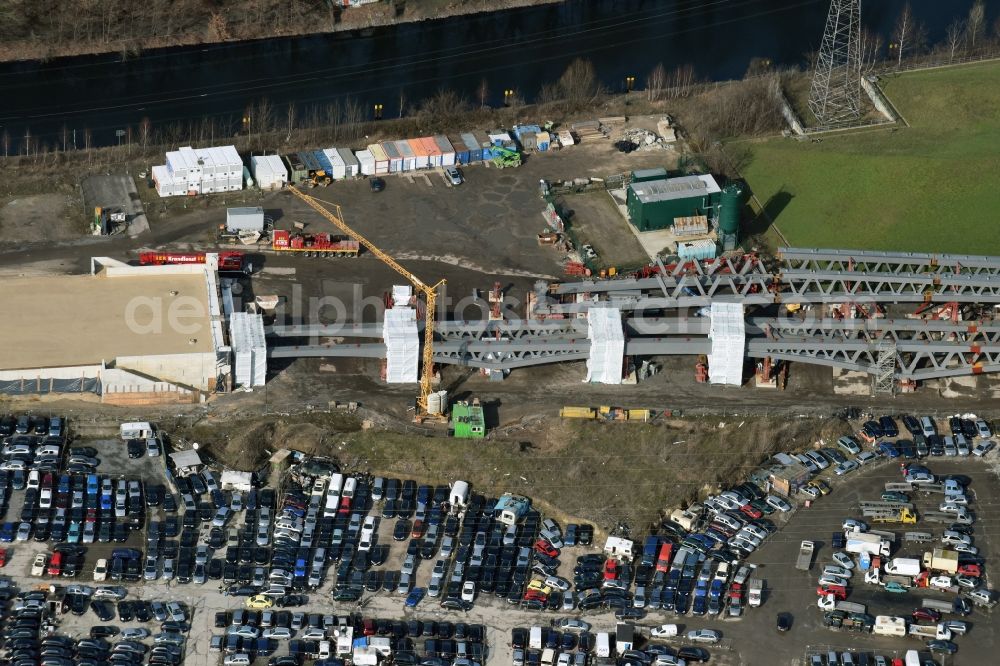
top-left (536, 131), bottom-right (551, 151)
top-left (394, 140), bottom-right (416, 171)
top-left (461, 132), bottom-right (482, 162)
top-left (433, 135), bottom-right (456, 166)
top-left (313, 149), bottom-right (333, 174)
top-left (449, 136), bottom-right (470, 164)
top-left (381, 142), bottom-right (402, 173)
top-left (472, 131), bottom-right (492, 159)
top-left (283, 154), bottom-right (309, 183)
top-left (368, 144), bottom-right (390, 174)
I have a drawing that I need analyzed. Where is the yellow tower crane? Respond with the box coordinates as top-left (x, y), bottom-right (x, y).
top-left (287, 186), bottom-right (446, 421)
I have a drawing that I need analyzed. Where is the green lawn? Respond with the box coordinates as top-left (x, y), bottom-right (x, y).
top-left (741, 61), bottom-right (1000, 254)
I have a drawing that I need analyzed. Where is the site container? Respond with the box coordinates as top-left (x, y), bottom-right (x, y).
top-left (381, 142), bottom-right (402, 173)
top-left (472, 130), bottom-right (493, 159)
top-left (434, 135), bottom-right (456, 166)
top-left (394, 140), bottom-right (416, 171)
top-left (355, 150), bottom-right (376, 176)
top-left (461, 132), bottom-right (482, 162)
top-left (408, 139), bottom-right (430, 169)
top-left (421, 137), bottom-right (443, 167)
top-left (676, 239), bottom-right (717, 262)
top-left (449, 136), bottom-right (470, 164)
top-left (368, 144), bottom-right (390, 174)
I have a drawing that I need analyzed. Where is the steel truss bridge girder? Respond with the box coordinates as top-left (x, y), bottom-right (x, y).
top-left (779, 247), bottom-right (1000, 275)
top-left (266, 317), bottom-right (1000, 379)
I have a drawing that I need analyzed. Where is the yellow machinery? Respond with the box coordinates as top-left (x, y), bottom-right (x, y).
top-left (288, 186), bottom-right (446, 421)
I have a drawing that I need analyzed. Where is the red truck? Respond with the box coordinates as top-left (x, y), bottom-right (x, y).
top-left (816, 584), bottom-right (847, 600)
top-left (139, 251), bottom-right (249, 273)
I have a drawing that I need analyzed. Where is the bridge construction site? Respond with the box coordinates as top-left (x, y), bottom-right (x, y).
top-left (266, 241), bottom-right (1000, 398)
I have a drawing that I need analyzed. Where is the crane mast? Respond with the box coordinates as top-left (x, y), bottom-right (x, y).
top-left (287, 186), bottom-right (445, 419)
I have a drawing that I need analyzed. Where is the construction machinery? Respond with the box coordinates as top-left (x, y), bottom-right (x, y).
top-left (287, 186), bottom-right (446, 421)
top-left (138, 251), bottom-right (250, 274)
top-left (492, 146), bottom-right (522, 169)
top-left (271, 229), bottom-right (360, 256)
top-left (308, 170), bottom-right (333, 188)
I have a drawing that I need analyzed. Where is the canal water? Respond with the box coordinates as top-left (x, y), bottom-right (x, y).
top-left (0, 0), bottom-right (974, 149)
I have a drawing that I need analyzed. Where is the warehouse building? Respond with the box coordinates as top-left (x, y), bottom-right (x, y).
top-left (626, 173), bottom-right (722, 232)
top-left (0, 260), bottom-right (229, 403)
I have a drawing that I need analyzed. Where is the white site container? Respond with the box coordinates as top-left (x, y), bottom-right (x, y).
top-left (355, 149), bottom-right (376, 176)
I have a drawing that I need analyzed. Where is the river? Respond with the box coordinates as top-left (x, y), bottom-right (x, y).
top-left (0, 0), bottom-right (976, 150)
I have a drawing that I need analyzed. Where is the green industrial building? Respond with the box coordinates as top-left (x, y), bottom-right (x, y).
top-left (451, 401), bottom-right (486, 439)
top-left (626, 173), bottom-right (723, 232)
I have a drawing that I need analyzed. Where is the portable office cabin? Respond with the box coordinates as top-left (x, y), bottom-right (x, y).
top-left (381, 142), bottom-right (403, 173)
top-left (632, 167), bottom-right (668, 183)
top-left (434, 135), bottom-right (456, 166)
top-left (461, 132), bottom-right (482, 162)
top-left (394, 140), bottom-right (416, 171)
top-left (449, 136), bottom-right (470, 164)
top-left (251, 155), bottom-right (288, 190)
top-left (408, 139), bottom-right (430, 169)
top-left (226, 207), bottom-right (265, 233)
top-left (368, 144), bottom-right (390, 174)
top-left (283, 154), bottom-right (309, 183)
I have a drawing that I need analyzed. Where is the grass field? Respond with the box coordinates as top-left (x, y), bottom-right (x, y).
top-left (741, 61), bottom-right (1000, 253)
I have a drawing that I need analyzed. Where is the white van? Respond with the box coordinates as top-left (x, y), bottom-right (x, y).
top-left (27, 470), bottom-right (40, 489)
top-left (329, 473), bottom-right (344, 495)
top-left (529, 626), bottom-right (542, 650)
top-left (595, 633), bottom-right (611, 658)
top-left (342, 477), bottom-right (357, 499)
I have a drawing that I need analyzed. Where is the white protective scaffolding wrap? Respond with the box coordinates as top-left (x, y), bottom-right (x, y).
top-left (383, 306), bottom-right (419, 384)
top-left (585, 307), bottom-right (625, 384)
top-left (230, 312), bottom-right (268, 387)
top-left (708, 302), bottom-right (746, 385)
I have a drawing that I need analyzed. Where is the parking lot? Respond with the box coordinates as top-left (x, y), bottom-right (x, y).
top-left (2, 411), bottom-right (998, 666)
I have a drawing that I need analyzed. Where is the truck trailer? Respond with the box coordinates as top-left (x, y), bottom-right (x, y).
top-left (817, 595), bottom-right (866, 613)
top-left (907, 623), bottom-right (951, 641)
top-left (845, 533), bottom-right (891, 558)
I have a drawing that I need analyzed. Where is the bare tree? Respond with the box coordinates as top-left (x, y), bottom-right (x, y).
top-left (477, 78), bottom-right (489, 109)
top-left (1, 129), bottom-right (8, 158)
top-left (946, 18), bottom-right (965, 61)
top-left (286, 102), bottom-right (296, 142)
top-left (646, 62), bottom-right (667, 102)
top-left (965, 0), bottom-right (985, 51)
top-left (859, 28), bottom-right (883, 74)
top-left (139, 116), bottom-right (151, 151)
top-left (892, 2), bottom-right (916, 68)
top-left (555, 58), bottom-right (603, 108)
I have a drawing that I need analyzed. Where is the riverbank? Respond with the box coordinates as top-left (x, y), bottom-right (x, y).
top-left (0, 0), bottom-right (562, 63)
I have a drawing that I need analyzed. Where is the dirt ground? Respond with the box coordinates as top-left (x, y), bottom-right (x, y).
top-left (0, 193), bottom-right (81, 242)
top-left (560, 190), bottom-right (649, 269)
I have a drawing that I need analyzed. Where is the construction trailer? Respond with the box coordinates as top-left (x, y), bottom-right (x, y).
top-left (625, 174), bottom-right (722, 232)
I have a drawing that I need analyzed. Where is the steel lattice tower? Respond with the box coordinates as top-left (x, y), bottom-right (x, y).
top-left (808, 0), bottom-right (862, 125)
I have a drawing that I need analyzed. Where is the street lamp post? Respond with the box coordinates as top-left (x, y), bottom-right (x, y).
top-left (373, 104), bottom-right (384, 120)
top-left (503, 89), bottom-right (514, 107)
top-left (625, 76), bottom-right (635, 92)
